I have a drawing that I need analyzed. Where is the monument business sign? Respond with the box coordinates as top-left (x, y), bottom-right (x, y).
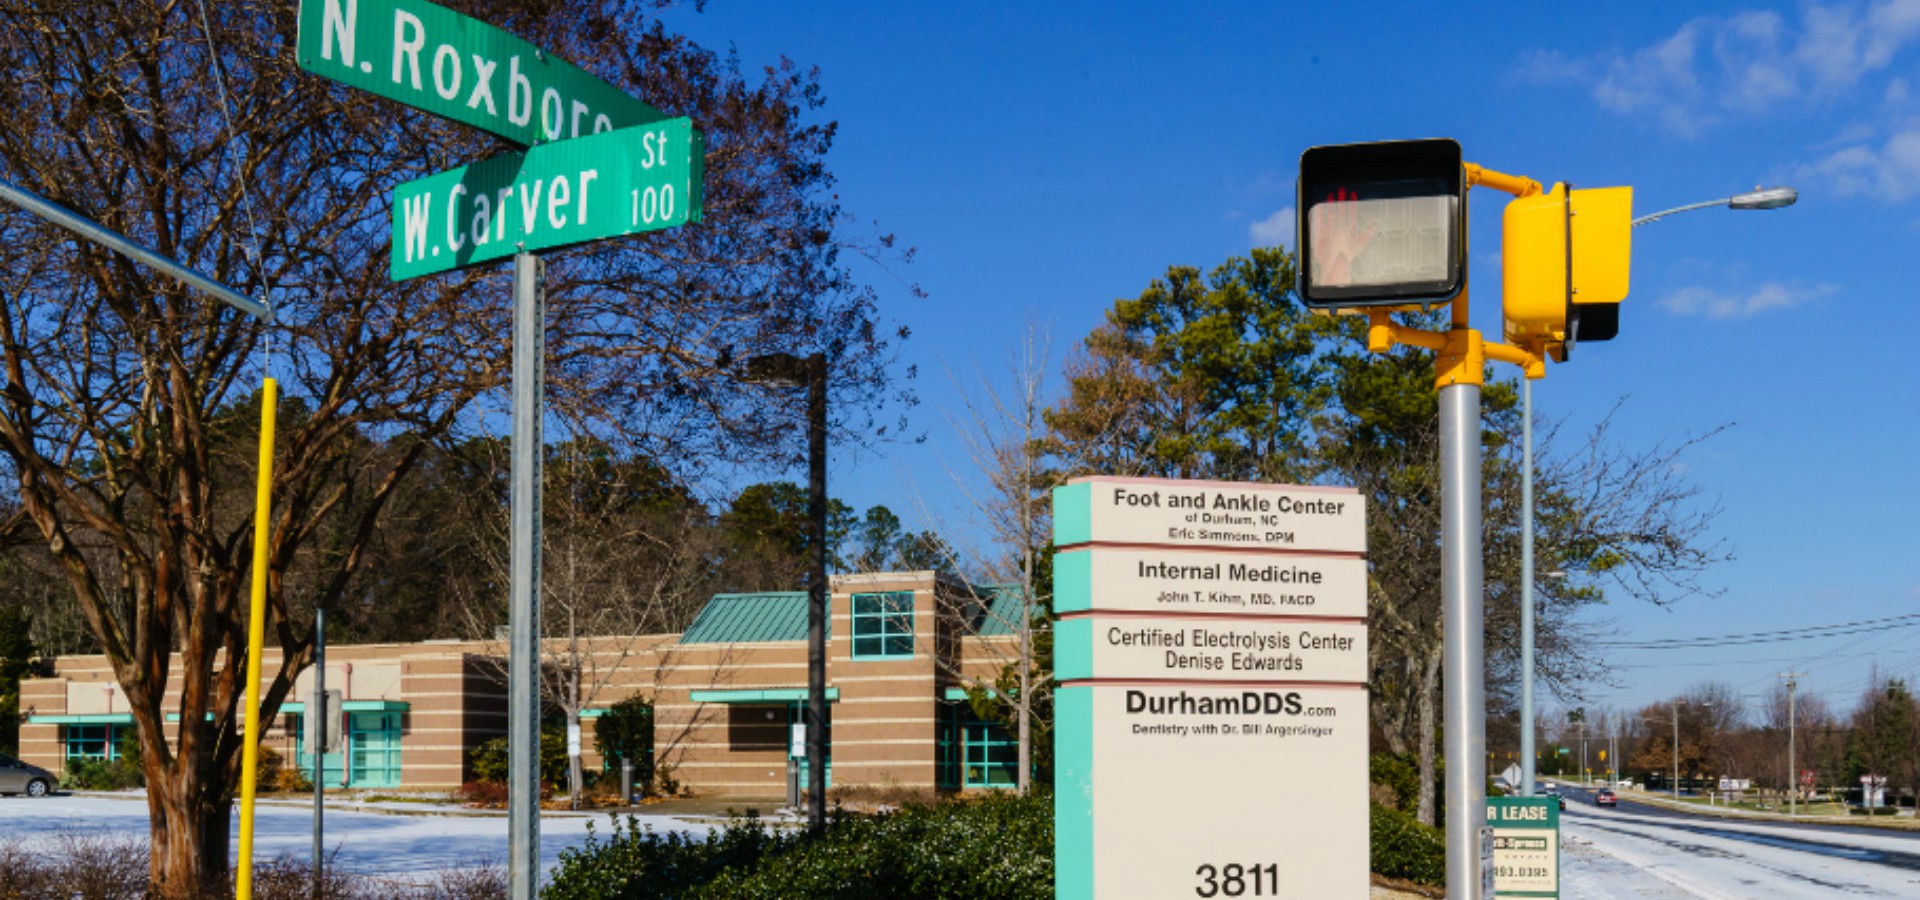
top-left (297, 0), bottom-right (664, 146)
top-left (1053, 476), bottom-right (1369, 899)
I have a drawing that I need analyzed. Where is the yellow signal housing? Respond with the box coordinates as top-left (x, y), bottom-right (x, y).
top-left (1502, 183), bottom-right (1632, 360)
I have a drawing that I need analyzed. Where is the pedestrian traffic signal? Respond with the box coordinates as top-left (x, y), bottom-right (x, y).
top-left (1502, 183), bottom-right (1632, 361)
top-left (1297, 138), bottom-right (1466, 309)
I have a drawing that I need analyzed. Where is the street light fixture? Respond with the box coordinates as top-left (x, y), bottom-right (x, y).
top-left (741, 351), bottom-right (829, 834)
top-left (1631, 186), bottom-right (1798, 227)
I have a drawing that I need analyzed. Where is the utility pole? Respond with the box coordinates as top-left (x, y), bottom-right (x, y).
top-left (1672, 703), bottom-right (1681, 800)
top-left (1781, 672), bottom-right (1805, 816)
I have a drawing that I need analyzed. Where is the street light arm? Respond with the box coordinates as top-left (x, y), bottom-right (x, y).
top-left (1632, 186), bottom-right (1798, 227)
top-left (1632, 198), bottom-right (1735, 227)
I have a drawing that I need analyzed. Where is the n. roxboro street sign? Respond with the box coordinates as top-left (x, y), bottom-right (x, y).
top-left (390, 117), bottom-right (704, 280)
top-left (297, 0), bottom-right (663, 147)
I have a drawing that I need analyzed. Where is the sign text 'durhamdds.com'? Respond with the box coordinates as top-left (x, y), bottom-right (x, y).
top-left (389, 118), bottom-right (703, 280)
top-left (297, 0), bottom-right (663, 146)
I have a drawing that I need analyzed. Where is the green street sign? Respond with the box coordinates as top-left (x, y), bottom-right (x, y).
top-left (296, 0), bottom-right (664, 146)
top-left (390, 117), bottom-right (703, 280)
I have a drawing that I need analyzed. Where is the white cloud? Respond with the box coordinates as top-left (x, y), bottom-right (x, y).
top-left (1657, 281), bottom-right (1839, 319)
top-left (1520, 2), bottom-right (1920, 135)
top-left (1249, 206), bottom-right (1295, 250)
top-left (1796, 126), bottom-right (1920, 200)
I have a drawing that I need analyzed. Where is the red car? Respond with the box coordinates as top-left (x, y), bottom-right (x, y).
top-left (1596, 789), bottom-right (1617, 807)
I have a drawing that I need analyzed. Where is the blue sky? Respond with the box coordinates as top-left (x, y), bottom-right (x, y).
top-left (657, 1), bottom-right (1920, 719)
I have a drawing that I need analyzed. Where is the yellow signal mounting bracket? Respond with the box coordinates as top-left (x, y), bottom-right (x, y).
top-left (1361, 161), bottom-right (1546, 388)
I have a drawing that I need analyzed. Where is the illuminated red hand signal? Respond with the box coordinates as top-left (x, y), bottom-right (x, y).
top-left (1309, 187), bottom-right (1379, 288)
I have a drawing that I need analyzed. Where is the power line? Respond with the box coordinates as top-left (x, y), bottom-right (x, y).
top-left (1591, 612), bottom-right (1920, 649)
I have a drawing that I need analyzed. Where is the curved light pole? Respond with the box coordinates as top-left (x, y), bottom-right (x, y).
top-left (1631, 186), bottom-right (1797, 227)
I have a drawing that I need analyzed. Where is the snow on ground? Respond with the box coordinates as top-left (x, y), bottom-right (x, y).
top-left (0, 792), bottom-right (710, 880)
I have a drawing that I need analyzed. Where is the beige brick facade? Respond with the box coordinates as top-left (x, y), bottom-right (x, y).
top-left (18, 571), bottom-right (1031, 797)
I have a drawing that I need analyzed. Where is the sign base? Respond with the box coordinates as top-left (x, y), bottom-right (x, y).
top-left (1055, 684), bottom-right (1369, 899)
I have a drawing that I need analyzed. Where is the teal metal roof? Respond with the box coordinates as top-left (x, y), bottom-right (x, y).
top-left (679, 592), bottom-right (808, 644)
top-left (967, 584), bottom-right (1033, 636)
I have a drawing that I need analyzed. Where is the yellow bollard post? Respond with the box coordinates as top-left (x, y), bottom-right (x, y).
top-left (237, 377), bottom-right (277, 900)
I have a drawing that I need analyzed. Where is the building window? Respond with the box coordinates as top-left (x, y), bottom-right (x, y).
top-left (938, 702), bottom-right (1016, 789)
top-left (63, 724), bottom-right (129, 762)
top-left (294, 711), bottom-right (403, 788)
top-left (850, 591), bottom-right (914, 659)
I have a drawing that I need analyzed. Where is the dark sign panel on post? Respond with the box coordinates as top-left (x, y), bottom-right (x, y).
top-left (389, 117), bottom-right (704, 280)
top-left (296, 0), bottom-right (665, 146)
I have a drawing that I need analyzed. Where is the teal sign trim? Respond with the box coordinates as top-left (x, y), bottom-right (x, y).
top-left (1052, 549), bottom-right (1093, 614)
top-left (1053, 618), bottom-right (1094, 682)
top-left (296, 0), bottom-right (664, 147)
top-left (1052, 482), bottom-right (1092, 547)
top-left (389, 117), bottom-right (704, 280)
top-left (1054, 686), bottom-right (1095, 900)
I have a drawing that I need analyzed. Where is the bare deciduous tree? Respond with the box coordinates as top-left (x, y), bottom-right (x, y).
top-left (0, 1), bottom-right (906, 892)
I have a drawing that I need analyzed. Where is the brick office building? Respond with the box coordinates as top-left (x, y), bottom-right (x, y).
top-left (16, 570), bottom-right (1029, 796)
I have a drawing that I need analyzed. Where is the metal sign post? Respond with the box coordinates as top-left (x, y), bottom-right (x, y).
top-left (507, 250), bottom-right (545, 900)
top-left (293, 3), bottom-right (704, 892)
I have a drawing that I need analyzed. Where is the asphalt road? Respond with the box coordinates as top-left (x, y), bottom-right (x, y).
top-left (1548, 783), bottom-right (1920, 898)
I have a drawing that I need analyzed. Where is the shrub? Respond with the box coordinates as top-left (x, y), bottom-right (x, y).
top-left (469, 725), bottom-right (569, 788)
top-left (258, 745), bottom-right (313, 793)
top-left (458, 780), bottom-right (509, 807)
top-left (698, 792), bottom-right (1052, 899)
top-left (60, 755), bottom-right (144, 791)
top-left (542, 792), bottom-right (1053, 900)
top-left (542, 814), bottom-right (798, 900)
top-left (594, 695), bottom-right (655, 793)
top-left (1370, 802), bottom-right (1445, 886)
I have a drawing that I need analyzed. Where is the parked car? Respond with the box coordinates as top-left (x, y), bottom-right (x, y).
top-left (1596, 788), bottom-right (1618, 807)
top-left (0, 753), bottom-right (54, 797)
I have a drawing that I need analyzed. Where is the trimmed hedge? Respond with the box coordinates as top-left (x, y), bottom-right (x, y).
top-left (541, 792), bottom-right (1052, 900)
top-left (1369, 802), bottom-right (1445, 886)
top-left (546, 789), bottom-right (1435, 895)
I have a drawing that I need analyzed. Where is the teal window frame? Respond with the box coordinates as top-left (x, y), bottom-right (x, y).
top-left (850, 591), bottom-right (915, 659)
top-left (63, 724), bottom-right (130, 762)
top-left (938, 702), bottom-right (1016, 789)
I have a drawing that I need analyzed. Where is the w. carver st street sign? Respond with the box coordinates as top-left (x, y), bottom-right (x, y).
top-left (297, 0), bottom-right (664, 146)
top-left (389, 117), bottom-right (703, 280)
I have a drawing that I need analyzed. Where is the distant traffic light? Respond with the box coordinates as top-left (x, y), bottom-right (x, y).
top-left (1502, 183), bottom-right (1632, 360)
top-left (1297, 138), bottom-right (1466, 309)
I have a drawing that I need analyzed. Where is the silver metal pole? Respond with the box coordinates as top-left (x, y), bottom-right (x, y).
top-left (1441, 382), bottom-right (1485, 900)
top-left (312, 608), bottom-right (324, 899)
top-left (0, 177), bottom-right (270, 320)
top-left (508, 251), bottom-right (545, 900)
top-left (1520, 377), bottom-right (1535, 798)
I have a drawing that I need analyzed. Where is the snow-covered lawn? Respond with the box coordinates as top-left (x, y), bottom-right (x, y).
top-left (0, 791), bottom-right (706, 881)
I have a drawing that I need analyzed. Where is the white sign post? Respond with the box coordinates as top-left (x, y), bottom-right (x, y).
top-left (1053, 476), bottom-right (1369, 899)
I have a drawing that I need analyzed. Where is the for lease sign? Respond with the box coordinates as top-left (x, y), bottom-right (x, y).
top-left (297, 0), bottom-right (664, 146)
